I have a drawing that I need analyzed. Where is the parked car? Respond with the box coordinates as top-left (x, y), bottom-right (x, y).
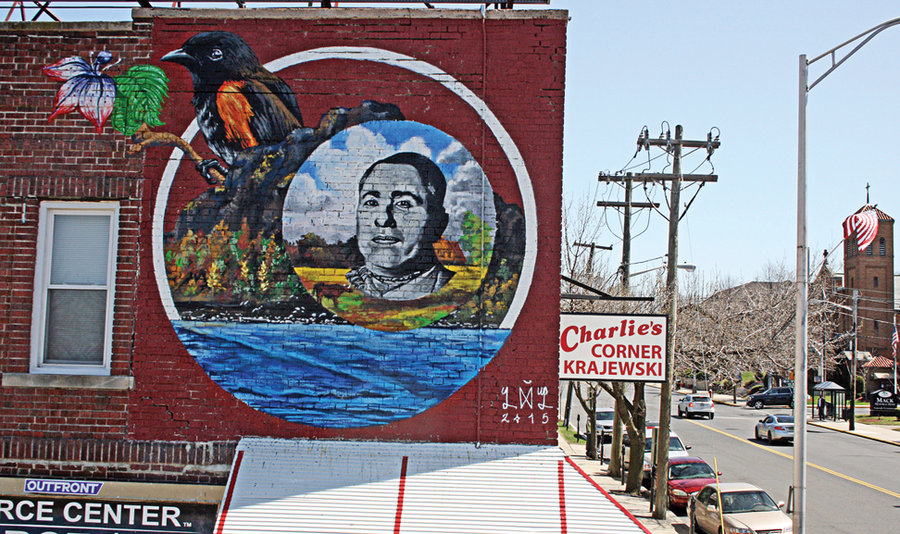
top-left (666, 456), bottom-right (719, 511)
top-left (677, 394), bottom-right (715, 419)
top-left (626, 428), bottom-right (691, 484)
top-left (689, 482), bottom-right (791, 534)
top-left (622, 421), bottom-right (658, 446)
top-left (755, 414), bottom-right (795, 443)
top-left (746, 387), bottom-right (794, 409)
top-left (595, 407), bottom-right (615, 442)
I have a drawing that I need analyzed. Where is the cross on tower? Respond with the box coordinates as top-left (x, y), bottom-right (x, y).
top-left (866, 182), bottom-right (870, 204)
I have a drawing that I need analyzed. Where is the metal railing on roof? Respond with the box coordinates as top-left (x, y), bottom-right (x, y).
top-left (6, 0), bottom-right (550, 23)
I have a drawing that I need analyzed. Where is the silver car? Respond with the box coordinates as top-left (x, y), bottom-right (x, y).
top-left (755, 414), bottom-right (794, 443)
top-left (677, 393), bottom-right (715, 419)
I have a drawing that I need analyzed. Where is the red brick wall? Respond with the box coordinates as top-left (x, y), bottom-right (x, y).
top-left (133, 10), bottom-right (564, 445)
top-left (843, 216), bottom-right (894, 355)
top-left (0, 23), bottom-right (150, 441)
top-left (0, 10), bottom-right (566, 473)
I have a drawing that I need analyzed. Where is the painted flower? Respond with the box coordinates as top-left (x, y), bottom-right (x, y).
top-left (44, 51), bottom-right (117, 132)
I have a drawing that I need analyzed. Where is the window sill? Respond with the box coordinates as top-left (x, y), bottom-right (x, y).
top-left (1, 373), bottom-right (133, 390)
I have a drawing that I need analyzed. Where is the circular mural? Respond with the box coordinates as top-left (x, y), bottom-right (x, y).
top-left (154, 45), bottom-right (534, 428)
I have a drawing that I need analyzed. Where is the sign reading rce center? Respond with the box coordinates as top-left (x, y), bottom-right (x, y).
top-left (559, 313), bottom-right (668, 382)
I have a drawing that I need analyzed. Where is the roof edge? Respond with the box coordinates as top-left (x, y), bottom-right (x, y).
top-left (133, 7), bottom-right (569, 21)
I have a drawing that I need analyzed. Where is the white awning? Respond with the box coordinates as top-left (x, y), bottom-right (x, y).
top-left (214, 438), bottom-right (649, 534)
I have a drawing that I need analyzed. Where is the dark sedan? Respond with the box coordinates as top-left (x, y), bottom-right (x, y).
top-left (746, 387), bottom-right (794, 409)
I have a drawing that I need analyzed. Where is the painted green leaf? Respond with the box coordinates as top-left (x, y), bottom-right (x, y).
top-left (110, 65), bottom-right (169, 136)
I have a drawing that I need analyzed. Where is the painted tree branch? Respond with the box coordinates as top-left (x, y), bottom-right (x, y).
top-left (128, 124), bottom-right (225, 184)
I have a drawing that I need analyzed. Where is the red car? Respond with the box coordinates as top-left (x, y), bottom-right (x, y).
top-left (666, 456), bottom-right (719, 510)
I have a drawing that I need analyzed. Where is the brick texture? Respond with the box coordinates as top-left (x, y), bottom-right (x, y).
top-left (0, 9), bottom-right (565, 483)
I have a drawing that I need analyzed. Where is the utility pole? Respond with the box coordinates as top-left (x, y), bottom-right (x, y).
top-left (596, 176), bottom-right (658, 479)
top-left (621, 179), bottom-right (633, 284)
top-left (573, 242), bottom-right (612, 279)
top-left (565, 242), bottom-right (612, 431)
top-left (850, 290), bottom-right (858, 431)
top-left (656, 124), bottom-right (682, 518)
top-left (640, 125), bottom-right (720, 519)
top-left (597, 126), bottom-right (720, 505)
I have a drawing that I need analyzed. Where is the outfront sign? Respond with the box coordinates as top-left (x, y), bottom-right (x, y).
top-left (23, 479), bottom-right (102, 496)
top-left (559, 313), bottom-right (668, 382)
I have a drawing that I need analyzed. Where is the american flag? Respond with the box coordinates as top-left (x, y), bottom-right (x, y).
top-left (893, 318), bottom-right (898, 359)
top-left (843, 210), bottom-right (879, 252)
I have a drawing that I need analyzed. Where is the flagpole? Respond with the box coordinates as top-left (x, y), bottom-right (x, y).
top-left (893, 314), bottom-right (898, 396)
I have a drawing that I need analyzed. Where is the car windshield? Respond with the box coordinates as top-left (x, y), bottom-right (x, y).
top-left (773, 415), bottom-right (794, 423)
top-left (597, 411), bottom-right (615, 421)
top-left (669, 462), bottom-right (715, 480)
top-left (644, 437), bottom-right (686, 453)
top-left (721, 491), bottom-right (780, 514)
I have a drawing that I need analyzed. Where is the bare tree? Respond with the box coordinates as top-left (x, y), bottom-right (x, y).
top-left (675, 262), bottom-right (840, 392)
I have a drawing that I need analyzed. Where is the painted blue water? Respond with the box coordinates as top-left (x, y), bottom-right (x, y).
top-left (174, 321), bottom-right (509, 428)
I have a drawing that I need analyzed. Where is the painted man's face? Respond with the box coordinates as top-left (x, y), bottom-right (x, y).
top-left (356, 163), bottom-right (433, 275)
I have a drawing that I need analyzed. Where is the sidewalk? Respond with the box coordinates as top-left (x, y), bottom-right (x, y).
top-left (808, 418), bottom-right (900, 444)
top-left (559, 435), bottom-right (688, 534)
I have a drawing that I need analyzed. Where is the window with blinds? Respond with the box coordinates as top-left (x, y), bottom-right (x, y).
top-left (30, 202), bottom-right (119, 375)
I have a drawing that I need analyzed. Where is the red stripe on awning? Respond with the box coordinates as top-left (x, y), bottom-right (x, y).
top-left (394, 456), bottom-right (408, 534)
top-left (215, 450), bottom-right (245, 534)
top-left (558, 460), bottom-right (567, 534)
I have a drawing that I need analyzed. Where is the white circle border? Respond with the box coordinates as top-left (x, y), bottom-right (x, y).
top-left (153, 46), bottom-right (536, 331)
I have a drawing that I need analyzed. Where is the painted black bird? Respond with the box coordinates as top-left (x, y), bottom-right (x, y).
top-left (161, 31), bottom-right (303, 183)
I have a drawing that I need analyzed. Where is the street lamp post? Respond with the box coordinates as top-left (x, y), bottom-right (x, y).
top-left (796, 17), bottom-right (900, 534)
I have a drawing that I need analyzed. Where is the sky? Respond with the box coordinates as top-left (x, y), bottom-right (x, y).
top-left (24, 0), bottom-right (900, 284)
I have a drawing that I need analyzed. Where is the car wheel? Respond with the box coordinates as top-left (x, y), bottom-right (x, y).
top-left (755, 427), bottom-right (760, 440)
top-left (789, 401), bottom-right (794, 408)
top-left (768, 431), bottom-right (774, 443)
top-left (708, 413), bottom-right (714, 420)
top-left (754, 400), bottom-right (764, 409)
top-left (678, 409), bottom-right (684, 418)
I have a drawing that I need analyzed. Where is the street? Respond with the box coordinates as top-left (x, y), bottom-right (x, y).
top-left (563, 386), bottom-right (900, 533)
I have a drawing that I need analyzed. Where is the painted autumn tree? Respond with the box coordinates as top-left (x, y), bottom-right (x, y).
top-left (166, 220), bottom-right (302, 305)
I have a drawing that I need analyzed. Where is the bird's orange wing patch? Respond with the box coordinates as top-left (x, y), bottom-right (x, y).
top-left (217, 81), bottom-right (257, 149)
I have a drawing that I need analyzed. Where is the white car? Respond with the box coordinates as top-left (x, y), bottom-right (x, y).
top-left (625, 428), bottom-right (691, 484)
top-left (677, 393), bottom-right (715, 419)
top-left (595, 407), bottom-right (615, 442)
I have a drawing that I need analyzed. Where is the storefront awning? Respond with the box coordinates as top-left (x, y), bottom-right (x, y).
top-left (214, 438), bottom-right (650, 534)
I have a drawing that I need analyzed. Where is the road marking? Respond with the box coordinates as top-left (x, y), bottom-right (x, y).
top-left (688, 420), bottom-right (900, 500)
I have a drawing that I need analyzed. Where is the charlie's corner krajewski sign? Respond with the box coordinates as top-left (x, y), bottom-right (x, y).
top-left (559, 313), bottom-right (668, 382)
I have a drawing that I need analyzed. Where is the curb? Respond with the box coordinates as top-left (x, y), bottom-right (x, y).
top-left (807, 420), bottom-right (900, 447)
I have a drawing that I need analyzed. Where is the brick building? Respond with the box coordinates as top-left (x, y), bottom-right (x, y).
top-left (0, 7), bottom-right (649, 533)
top-left (841, 204), bottom-right (895, 358)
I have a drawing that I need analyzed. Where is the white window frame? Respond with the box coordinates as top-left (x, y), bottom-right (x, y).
top-left (30, 201), bottom-right (119, 375)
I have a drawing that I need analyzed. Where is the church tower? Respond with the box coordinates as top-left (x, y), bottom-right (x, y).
top-left (842, 204), bottom-right (895, 357)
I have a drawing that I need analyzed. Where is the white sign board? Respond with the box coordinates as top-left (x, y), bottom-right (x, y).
top-left (559, 313), bottom-right (668, 382)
